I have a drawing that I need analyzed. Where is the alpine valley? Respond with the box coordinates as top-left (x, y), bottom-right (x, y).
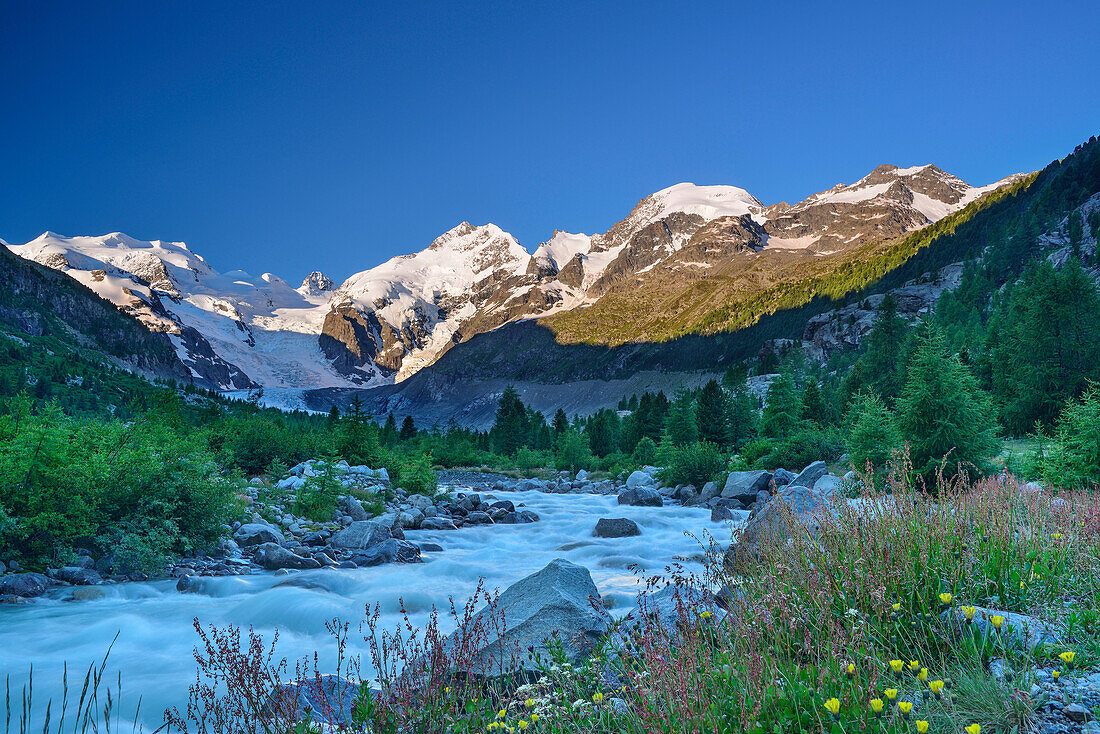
top-left (3, 163), bottom-right (1029, 421)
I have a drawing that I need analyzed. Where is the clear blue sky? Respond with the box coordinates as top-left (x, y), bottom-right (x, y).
top-left (2, 1), bottom-right (1097, 283)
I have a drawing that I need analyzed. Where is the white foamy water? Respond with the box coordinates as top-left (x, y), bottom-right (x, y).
top-left (1, 488), bottom-right (739, 729)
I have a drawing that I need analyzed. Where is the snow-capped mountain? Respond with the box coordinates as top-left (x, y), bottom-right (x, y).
top-left (4, 164), bottom-right (1023, 392)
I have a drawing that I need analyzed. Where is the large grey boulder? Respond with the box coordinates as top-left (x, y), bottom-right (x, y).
top-left (0, 572), bottom-right (49, 598)
top-left (737, 482), bottom-right (836, 547)
top-left (593, 518), bottom-right (641, 538)
top-left (253, 543), bottom-right (322, 571)
top-left (772, 468), bottom-right (797, 488)
top-left (448, 559), bottom-right (608, 675)
top-left (617, 486), bottom-right (663, 507)
top-left (722, 470), bottom-right (772, 502)
top-left (265, 675), bottom-right (360, 728)
top-left (350, 538), bottom-right (422, 567)
top-left (699, 481), bottom-right (721, 504)
top-left (338, 496), bottom-right (370, 522)
top-left (330, 519), bottom-right (391, 550)
top-left (234, 523), bottom-right (285, 547)
top-left (55, 566), bottom-right (103, 585)
top-left (813, 474), bottom-right (844, 497)
top-left (791, 461), bottom-right (828, 490)
top-left (420, 517), bottom-right (458, 531)
top-left (625, 470), bottom-right (655, 489)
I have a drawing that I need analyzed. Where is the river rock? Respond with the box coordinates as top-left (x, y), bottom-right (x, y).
top-left (625, 470), bottom-right (655, 489)
top-left (0, 572), bottom-right (49, 598)
top-left (722, 470), bottom-right (771, 502)
top-left (736, 482), bottom-right (835, 548)
top-left (266, 674), bottom-right (360, 727)
top-left (330, 519), bottom-right (391, 550)
top-left (234, 523), bottom-right (285, 547)
top-left (772, 468), bottom-right (797, 488)
top-left (253, 543), bottom-right (322, 571)
top-left (420, 517), bottom-right (458, 531)
top-left (55, 566), bottom-right (103, 585)
top-left (791, 461), bottom-right (828, 489)
top-left (350, 539), bottom-right (422, 567)
top-left (594, 518), bottom-right (641, 538)
top-left (338, 496), bottom-right (370, 522)
top-left (447, 558), bottom-right (608, 675)
top-left (941, 605), bottom-right (1059, 652)
top-left (617, 486), bottom-right (663, 507)
top-left (490, 500), bottom-right (515, 513)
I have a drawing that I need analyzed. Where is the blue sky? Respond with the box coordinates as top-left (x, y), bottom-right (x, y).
top-left (2, 1), bottom-right (1097, 282)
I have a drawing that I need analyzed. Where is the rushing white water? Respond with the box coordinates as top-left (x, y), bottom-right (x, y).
top-left (0, 488), bottom-right (739, 729)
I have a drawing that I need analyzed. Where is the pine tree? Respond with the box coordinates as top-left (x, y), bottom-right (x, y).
top-left (400, 415), bottom-right (417, 441)
top-left (759, 369), bottom-right (801, 439)
top-left (799, 380), bottom-right (827, 425)
top-left (845, 391), bottom-right (902, 470)
top-left (492, 385), bottom-right (529, 455)
top-left (586, 409), bottom-right (620, 458)
top-left (897, 329), bottom-right (999, 481)
top-left (727, 384), bottom-right (757, 451)
top-left (663, 389), bottom-right (698, 447)
top-left (551, 408), bottom-right (570, 436)
top-left (695, 379), bottom-right (732, 447)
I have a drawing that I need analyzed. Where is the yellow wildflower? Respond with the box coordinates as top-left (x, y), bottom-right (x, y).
top-left (870, 698), bottom-right (884, 714)
top-left (916, 721), bottom-right (929, 733)
top-left (524, 698), bottom-right (534, 709)
top-left (939, 592), bottom-right (953, 605)
top-left (699, 610), bottom-right (712, 619)
top-left (991, 615), bottom-right (1005, 630)
top-left (444, 686), bottom-right (451, 693)
top-left (908, 660), bottom-right (920, 672)
top-left (928, 680), bottom-right (945, 697)
top-left (965, 725), bottom-right (981, 734)
top-left (824, 697), bottom-right (841, 715)
top-left (518, 721), bottom-right (528, 731)
top-left (1052, 532), bottom-right (1063, 540)
top-left (1059, 651), bottom-right (1076, 664)
top-left (497, 709), bottom-right (507, 719)
top-left (531, 713), bottom-right (539, 722)
top-left (898, 701), bottom-right (913, 715)
top-left (884, 688), bottom-right (898, 701)
top-left (892, 602), bottom-right (902, 612)
top-left (592, 692), bottom-right (604, 704)
top-left (961, 605), bottom-right (977, 621)
top-left (890, 659), bottom-right (905, 673)
top-left (1052, 670), bottom-right (1060, 680)
top-left (846, 663), bottom-right (856, 677)
top-left (917, 668), bottom-right (928, 681)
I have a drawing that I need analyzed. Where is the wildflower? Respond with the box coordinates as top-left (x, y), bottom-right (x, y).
top-left (928, 680), bottom-right (945, 697)
top-left (898, 701), bottom-right (913, 716)
top-left (518, 721), bottom-right (528, 731)
top-left (961, 605), bottom-right (977, 621)
top-left (1019, 581), bottom-right (1026, 589)
top-left (917, 668), bottom-right (928, 682)
top-left (497, 709), bottom-right (507, 719)
top-left (824, 698), bottom-right (841, 716)
top-left (965, 725), bottom-right (981, 734)
top-left (939, 592), bottom-right (953, 605)
top-left (524, 698), bottom-right (534, 709)
top-left (890, 659), bottom-right (905, 673)
top-left (531, 714), bottom-right (539, 723)
top-left (991, 615), bottom-right (1005, 630)
top-left (846, 663), bottom-right (856, 678)
top-left (1059, 651), bottom-right (1076, 665)
top-left (884, 688), bottom-right (898, 701)
top-left (1052, 670), bottom-right (1060, 681)
top-left (916, 721), bottom-right (929, 733)
top-left (1052, 532), bottom-right (1063, 540)
top-left (699, 610), bottom-right (712, 619)
top-left (870, 698), bottom-right (884, 715)
top-left (445, 686), bottom-right (451, 693)
top-left (892, 602), bottom-right (902, 612)
top-left (908, 660), bottom-right (920, 672)
top-left (592, 692), bottom-right (604, 704)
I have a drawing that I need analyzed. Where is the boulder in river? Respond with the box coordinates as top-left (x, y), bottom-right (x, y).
top-left (625, 470), bottom-right (656, 489)
top-left (617, 486), bottom-right (663, 507)
top-left (253, 543), bottom-right (322, 571)
top-left (593, 518), bottom-right (642, 538)
top-left (446, 558), bottom-right (608, 676)
top-left (55, 566), bottom-right (103, 586)
top-left (266, 674), bottom-right (361, 728)
top-left (420, 517), bottom-right (458, 531)
top-left (791, 461), bottom-right (828, 490)
top-left (330, 519), bottom-right (392, 550)
top-left (721, 470), bottom-right (771, 502)
top-left (349, 538), bottom-right (422, 567)
top-left (0, 572), bottom-right (49, 598)
top-left (234, 523), bottom-right (286, 547)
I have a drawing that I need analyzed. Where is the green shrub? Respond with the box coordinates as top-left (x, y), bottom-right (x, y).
top-left (398, 454), bottom-right (438, 495)
top-left (515, 447), bottom-right (551, 475)
top-left (660, 441), bottom-right (725, 488)
top-left (845, 391), bottom-right (902, 470)
top-left (554, 430), bottom-right (593, 473)
top-left (754, 427), bottom-right (845, 471)
top-left (632, 436), bottom-right (658, 466)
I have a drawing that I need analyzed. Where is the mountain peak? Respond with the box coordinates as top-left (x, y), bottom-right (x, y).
top-left (299, 271), bottom-right (335, 295)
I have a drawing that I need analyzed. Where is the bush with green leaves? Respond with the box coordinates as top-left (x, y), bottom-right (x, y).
top-left (753, 426), bottom-right (845, 471)
top-left (660, 441), bottom-right (725, 488)
top-left (554, 430), bottom-right (593, 474)
top-left (397, 453), bottom-right (438, 495)
top-left (845, 391), bottom-right (902, 470)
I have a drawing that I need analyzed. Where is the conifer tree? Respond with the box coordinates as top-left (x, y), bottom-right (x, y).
top-left (492, 385), bottom-right (529, 455)
top-left (799, 380), bottom-right (827, 425)
top-left (845, 391), bottom-right (902, 470)
top-left (695, 379), bottom-right (733, 447)
top-left (400, 414), bottom-right (417, 441)
top-left (663, 389), bottom-right (698, 447)
top-left (759, 368), bottom-right (801, 439)
top-left (551, 408), bottom-right (570, 436)
top-left (897, 329), bottom-right (998, 480)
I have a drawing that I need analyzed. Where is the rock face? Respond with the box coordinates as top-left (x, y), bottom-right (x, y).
top-left (448, 558), bottom-right (608, 675)
top-left (593, 518), bottom-right (642, 538)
